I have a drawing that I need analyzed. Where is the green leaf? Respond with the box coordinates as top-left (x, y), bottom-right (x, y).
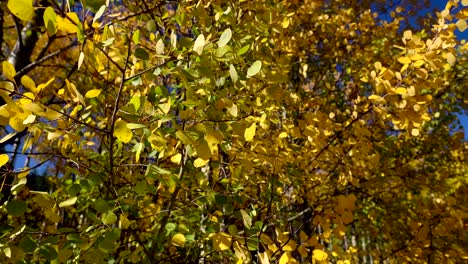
top-left (135, 47), bottom-right (149, 60)
top-left (95, 199), bottom-right (111, 213)
top-left (6, 200), bottom-right (28, 216)
top-left (43, 7), bottom-right (57, 35)
top-left (193, 34), bottom-right (205, 55)
top-left (237, 44), bottom-right (250, 56)
top-left (102, 211), bottom-right (117, 225)
top-left (247, 60), bottom-right (262, 77)
top-left (8, 0), bottom-right (34, 21)
top-left (240, 209), bottom-right (252, 229)
top-left (39, 245), bottom-right (58, 261)
top-left (19, 235), bottom-right (37, 253)
top-left (133, 29), bottom-right (141, 45)
top-left (218, 28), bottom-right (232, 47)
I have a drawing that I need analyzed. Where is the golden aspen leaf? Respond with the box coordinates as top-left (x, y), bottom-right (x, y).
top-left (258, 252), bottom-right (270, 264)
top-left (159, 99), bottom-right (171, 114)
top-left (2, 61), bottom-right (16, 82)
top-left (194, 158), bottom-right (209, 168)
top-left (37, 77), bottom-right (55, 93)
top-left (113, 119), bottom-right (133, 143)
top-left (56, 12), bottom-right (80, 34)
top-left (282, 17), bottom-right (290, 28)
top-left (22, 114), bottom-right (36, 125)
top-left (445, 52), bottom-right (456, 66)
top-left (171, 233), bottom-right (186, 247)
top-left (403, 30), bottom-right (412, 40)
top-left (85, 89), bottom-right (102, 98)
top-left (312, 249), bottom-right (328, 262)
top-left (397, 56), bottom-right (411, 64)
top-left (411, 128), bottom-right (420, 136)
top-left (193, 34), bottom-right (205, 55)
top-left (395, 87), bottom-right (407, 95)
top-left (7, 0), bottom-right (34, 21)
top-left (244, 122), bottom-right (256, 141)
top-left (260, 233), bottom-right (274, 245)
top-left (21, 75), bottom-right (36, 93)
top-left (368, 95), bottom-right (386, 104)
top-left (374, 61), bottom-right (382, 70)
top-left (10, 115), bottom-right (26, 132)
top-left (77, 51), bottom-right (85, 70)
top-left (0, 154), bottom-right (9, 167)
top-left (170, 153), bottom-right (182, 164)
top-left (279, 252), bottom-right (295, 264)
top-left (212, 232), bottom-right (232, 251)
top-left (283, 240), bottom-right (297, 251)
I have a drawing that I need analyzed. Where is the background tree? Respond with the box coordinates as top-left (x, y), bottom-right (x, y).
top-left (0, 0), bottom-right (466, 263)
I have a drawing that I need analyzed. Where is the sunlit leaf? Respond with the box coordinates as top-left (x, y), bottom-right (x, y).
top-left (171, 233), bottom-right (186, 247)
top-left (114, 119), bottom-right (133, 143)
top-left (218, 28), bottom-right (232, 47)
top-left (85, 89), bottom-right (102, 98)
top-left (8, 0), bottom-right (34, 21)
top-left (193, 34), bottom-right (205, 55)
top-left (2, 61), bottom-right (16, 82)
top-left (0, 154), bottom-right (9, 167)
top-left (244, 122), bottom-right (256, 141)
top-left (43, 7), bottom-right (57, 34)
top-left (247, 60), bottom-right (262, 77)
top-left (212, 232), bottom-right (232, 251)
top-left (59, 197), bottom-right (77, 207)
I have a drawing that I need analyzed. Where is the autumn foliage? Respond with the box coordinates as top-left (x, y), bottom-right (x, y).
top-left (0, 0), bottom-right (467, 263)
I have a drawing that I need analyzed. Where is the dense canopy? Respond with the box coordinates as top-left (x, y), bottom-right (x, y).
top-left (0, 0), bottom-right (467, 263)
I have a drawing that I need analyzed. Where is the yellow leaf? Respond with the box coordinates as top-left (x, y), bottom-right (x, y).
top-left (282, 17), bottom-right (290, 28)
top-left (21, 75), bottom-right (36, 93)
top-left (193, 34), bottom-right (205, 55)
top-left (212, 232), bottom-right (232, 251)
top-left (463, 0), bottom-right (468, 6)
top-left (8, 0), bottom-right (34, 21)
top-left (59, 197), bottom-right (77, 207)
top-left (279, 252), bottom-right (296, 264)
top-left (170, 153), bottom-right (182, 164)
top-left (37, 78), bottom-right (55, 93)
top-left (368, 95), bottom-right (386, 105)
top-left (403, 30), bottom-right (412, 40)
top-left (445, 52), bottom-right (456, 66)
top-left (244, 122), bottom-right (256, 141)
top-left (113, 119), bottom-right (133, 143)
top-left (119, 214), bottom-right (131, 229)
top-left (395, 87), bottom-right (407, 95)
top-left (194, 158), bottom-right (209, 168)
top-left (85, 89), bottom-right (102, 98)
top-left (171, 233), bottom-right (186, 247)
top-left (56, 12), bottom-right (80, 34)
top-left (78, 51), bottom-right (85, 70)
top-left (411, 128), bottom-right (420, 136)
top-left (312, 249), bottom-right (328, 262)
top-left (2, 61), bottom-right (16, 82)
top-left (0, 154), bottom-right (9, 167)
top-left (397, 56), bottom-right (411, 64)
